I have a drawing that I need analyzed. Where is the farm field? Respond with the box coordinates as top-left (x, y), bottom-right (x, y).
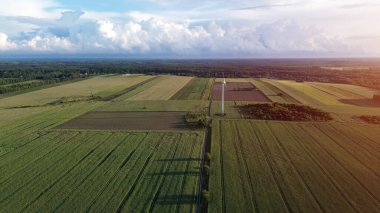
top-left (209, 119), bottom-right (380, 213)
top-left (0, 75), bottom-right (152, 108)
top-left (58, 111), bottom-right (190, 131)
top-left (0, 98), bottom-right (204, 212)
top-left (212, 82), bottom-right (271, 102)
top-left (125, 76), bottom-right (193, 101)
top-left (96, 100), bottom-right (209, 112)
top-left (250, 79), bottom-right (299, 104)
top-left (0, 106), bottom-right (53, 127)
top-left (3, 72), bottom-right (380, 213)
top-left (261, 79), bottom-right (380, 121)
top-left (313, 82), bottom-right (377, 99)
top-left (0, 129), bottom-right (203, 212)
top-left (263, 79), bottom-right (344, 106)
top-left (171, 78), bottom-right (213, 100)
top-left (215, 78), bottom-right (249, 82)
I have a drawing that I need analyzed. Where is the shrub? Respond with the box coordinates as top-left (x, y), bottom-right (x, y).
top-left (204, 165), bottom-right (210, 176)
top-left (202, 190), bottom-right (210, 203)
top-left (205, 152), bottom-right (211, 161)
top-left (239, 103), bottom-right (332, 122)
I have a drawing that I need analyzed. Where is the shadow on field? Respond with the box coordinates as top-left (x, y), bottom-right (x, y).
top-left (147, 171), bottom-right (199, 176)
top-left (340, 98), bottom-right (380, 107)
top-left (154, 194), bottom-right (197, 205)
top-left (157, 157), bottom-right (200, 162)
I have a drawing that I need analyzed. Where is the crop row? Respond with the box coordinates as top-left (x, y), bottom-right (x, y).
top-left (209, 119), bottom-right (380, 213)
top-left (0, 130), bottom-right (204, 212)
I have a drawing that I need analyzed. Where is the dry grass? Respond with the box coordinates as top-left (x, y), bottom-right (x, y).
top-left (0, 75), bottom-right (152, 108)
top-left (127, 76), bottom-right (193, 100)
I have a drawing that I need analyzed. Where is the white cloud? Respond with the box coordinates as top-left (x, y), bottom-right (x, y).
top-left (22, 35), bottom-right (74, 52)
top-left (0, 0), bottom-right (379, 57)
top-left (0, 0), bottom-right (59, 18)
top-left (0, 32), bottom-right (16, 51)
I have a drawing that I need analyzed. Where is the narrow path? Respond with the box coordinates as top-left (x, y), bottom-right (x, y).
top-left (195, 78), bottom-right (214, 213)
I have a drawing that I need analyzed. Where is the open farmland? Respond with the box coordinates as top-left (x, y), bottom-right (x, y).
top-left (96, 100), bottom-right (209, 112)
top-left (0, 106), bottom-right (53, 128)
top-left (57, 111), bottom-right (189, 131)
top-left (264, 79), bottom-right (344, 106)
top-left (3, 71), bottom-right (380, 213)
top-left (250, 79), bottom-right (299, 104)
top-left (0, 99), bottom-right (204, 212)
top-left (212, 82), bottom-right (270, 102)
top-left (309, 82), bottom-right (380, 107)
top-left (0, 130), bottom-right (203, 212)
top-left (209, 119), bottom-right (380, 213)
top-left (171, 78), bottom-right (213, 100)
top-left (125, 76), bottom-right (193, 101)
top-left (0, 75), bottom-right (152, 108)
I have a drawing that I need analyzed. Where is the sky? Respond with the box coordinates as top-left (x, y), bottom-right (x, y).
top-left (0, 0), bottom-right (379, 58)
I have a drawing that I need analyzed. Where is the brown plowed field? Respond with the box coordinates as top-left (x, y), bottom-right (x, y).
top-left (212, 82), bottom-right (271, 102)
top-left (57, 111), bottom-right (189, 130)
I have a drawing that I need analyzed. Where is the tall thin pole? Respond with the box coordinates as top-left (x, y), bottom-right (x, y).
top-left (221, 79), bottom-right (225, 114)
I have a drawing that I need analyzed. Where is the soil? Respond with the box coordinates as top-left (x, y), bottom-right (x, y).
top-left (212, 82), bottom-right (271, 102)
top-left (57, 111), bottom-right (189, 130)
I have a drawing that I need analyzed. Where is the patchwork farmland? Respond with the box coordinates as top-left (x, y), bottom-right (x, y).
top-left (212, 82), bottom-right (271, 102)
top-left (1, 73), bottom-right (380, 213)
top-left (0, 102), bottom-right (204, 212)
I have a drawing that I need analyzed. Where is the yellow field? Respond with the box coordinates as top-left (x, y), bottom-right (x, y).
top-left (0, 75), bottom-right (152, 108)
top-left (0, 107), bottom-right (53, 127)
top-left (127, 76), bottom-right (193, 100)
top-left (310, 82), bottom-right (377, 99)
top-left (250, 79), bottom-right (288, 103)
top-left (261, 79), bottom-right (380, 122)
top-left (264, 79), bottom-right (346, 106)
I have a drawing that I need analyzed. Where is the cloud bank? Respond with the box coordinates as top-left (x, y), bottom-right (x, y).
top-left (0, 0), bottom-right (379, 57)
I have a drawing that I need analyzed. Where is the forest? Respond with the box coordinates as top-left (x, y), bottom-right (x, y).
top-left (1, 59), bottom-right (380, 94)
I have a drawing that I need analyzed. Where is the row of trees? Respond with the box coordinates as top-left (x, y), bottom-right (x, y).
top-left (1, 59), bottom-right (380, 94)
top-left (240, 103), bottom-right (333, 121)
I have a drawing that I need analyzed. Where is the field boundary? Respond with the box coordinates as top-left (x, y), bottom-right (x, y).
top-left (101, 76), bottom-right (159, 101)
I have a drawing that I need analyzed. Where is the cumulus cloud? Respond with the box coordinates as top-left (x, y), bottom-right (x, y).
top-left (0, 0), bottom-right (379, 57)
top-left (0, 32), bottom-right (16, 51)
top-left (0, 12), bottom-right (356, 57)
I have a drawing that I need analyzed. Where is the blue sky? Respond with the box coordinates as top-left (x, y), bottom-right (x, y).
top-left (0, 0), bottom-right (379, 57)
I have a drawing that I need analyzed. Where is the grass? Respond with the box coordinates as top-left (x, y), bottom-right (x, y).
top-left (209, 119), bottom-right (380, 213)
top-left (171, 78), bottom-right (212, 100)
top-left (0, 75), bottom-right (152, 108)
top-left (95, 100), bottom-right (209, 112)
top-left (308, 82), bottom-right (366, 100)
top-left (0, 102), bottom-right (204, 212)
top-left (270, 80), bottom-right (345, 106)
top-left (318, 82), bottom-right (377, 99)
top-left (263, 79), bottom-right (328, 106)
top-left (125, 76), bottom-right (193, 101)
top-left (211, 101), bottom-right (242, 119)
top-left (0, 106), bottom-right (53, 128)
top-left (0, 78), bottom-right (87, 99)
top-left (250, 78), bottom-right (299, 104)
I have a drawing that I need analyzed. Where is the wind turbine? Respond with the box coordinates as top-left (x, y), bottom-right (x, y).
top-left (221, 77), bottom-right (227, 115)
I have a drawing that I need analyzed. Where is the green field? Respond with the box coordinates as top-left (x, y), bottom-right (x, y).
top-left (209, 119), bottom-right (380, 213)
top-left (171, 78), bottom-right (213, 100)
top-left (125, 76), bottom-right (193, 101)
top-left (2, 73), bottom-right (380, 213)
top-left (0, 102), bottom-right (204, 212)
top-left (0, 75), bottom-right (152, 108)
